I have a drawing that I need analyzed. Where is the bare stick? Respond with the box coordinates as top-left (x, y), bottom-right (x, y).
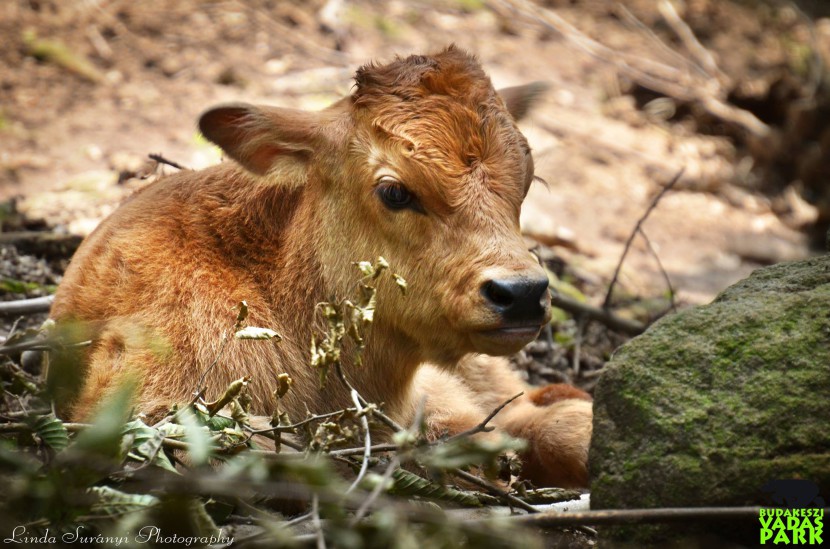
top-left (327, 443), bottom-right (397, 457)
top-left (451, 469), bottom-right (538, 514)
top-left (504, 506), bottom-right (793, 527)
top-left (148, 153), bottom-right (189, 171)
top-left (245, 408), bottom-right (359, 437)
top-left (603, 168), bottom-right (684, 310)
top-left (0, 296), bottom-right (54, 317)
top-left (550, 293), bottom-right (644, 336)
top-left (0, 338), bottom-right (91, 356)
top-left (658, 0), bottom-right (726, 83)
top-left (6, 317), bottom-right (23, 340)
top-left (344, 389), bottom-right (371, 495)
top-left (441, 392), bottom-right (523, 445)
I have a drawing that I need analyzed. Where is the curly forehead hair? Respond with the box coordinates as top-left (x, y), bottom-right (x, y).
top-left (352, 45), bottom-right (498, 109)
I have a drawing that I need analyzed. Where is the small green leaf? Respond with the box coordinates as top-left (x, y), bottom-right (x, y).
top-left (123, 419), bottom-right (177, 473)
top-left (30, 414), bottom-right (69, 451)
top-left (72, 378), bottom-right (137, 460)
top-left (89, 486), bottom-right (160, 517)
top-left (176, 407), bottom-right (213, 466)
top-left (158, 422), bottom-right (187, 439)
top-left (388, 468), bottom-right (483, 507)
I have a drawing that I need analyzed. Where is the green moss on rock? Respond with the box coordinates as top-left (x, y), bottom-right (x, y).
top-left (590, 256), bottom-right (830, 544)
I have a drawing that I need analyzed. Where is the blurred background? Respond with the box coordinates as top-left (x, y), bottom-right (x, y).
top-left (1, 0), bottom-right (829, 354)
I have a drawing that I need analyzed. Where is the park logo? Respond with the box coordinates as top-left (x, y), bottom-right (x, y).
top-left (759, 479), bottom-right (825, 545)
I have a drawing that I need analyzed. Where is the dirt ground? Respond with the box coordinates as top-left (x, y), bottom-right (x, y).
top-left (1, 1), bottom-right (825, 314)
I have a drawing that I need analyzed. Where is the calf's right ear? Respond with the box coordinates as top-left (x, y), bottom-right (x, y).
top-left (199, 103), bottom-right (322, 176)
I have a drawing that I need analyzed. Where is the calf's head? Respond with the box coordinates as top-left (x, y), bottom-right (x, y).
top-left (199, 47), bottom-right (550, 362)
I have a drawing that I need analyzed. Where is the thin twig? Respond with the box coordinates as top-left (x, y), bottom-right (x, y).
top-left (351, 456), bottom-right (400, 526)
top-left (245, 408), bottom-right (358, 438)
top-left (334, 362), bottom-right (405, 433)
top-left (637, 228), bottom-right (677, 313)
top-left (350, 396), bottom-right (426, 525)
top-left (148, 153), bottom-right (189, 171)
top-left (6, 317), bottom-right (23, 340)
top-left (327, 443), bottom-right (398, 457)
top-left (192, 332), bottom-right (230, 403)
top-left (603, 168), bottom-right (685, 310)
top-left (345, 389), bottom-right (371, 495)
top-left (441, 393), bottom-right (523, 445)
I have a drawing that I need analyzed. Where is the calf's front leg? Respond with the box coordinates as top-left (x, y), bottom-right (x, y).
top-left (410, 358), bottom-right (592, 488)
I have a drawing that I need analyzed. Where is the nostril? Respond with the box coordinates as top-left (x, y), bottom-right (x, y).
top-left (482, 280), bottom-right (515, 308)
top-left (482, 276), bottom-right (550, 322)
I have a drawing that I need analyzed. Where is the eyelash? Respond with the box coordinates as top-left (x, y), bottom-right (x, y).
top-left (375, 177), bottom-right (425, 214)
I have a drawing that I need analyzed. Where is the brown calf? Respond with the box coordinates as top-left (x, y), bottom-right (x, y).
top-left (49, 46), bottom-right (592, 487)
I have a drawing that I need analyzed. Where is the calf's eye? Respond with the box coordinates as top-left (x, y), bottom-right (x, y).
top-left (376, 179), bottom-right (424, 213)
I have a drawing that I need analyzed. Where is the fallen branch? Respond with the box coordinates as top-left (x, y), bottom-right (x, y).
top-left (550, 293), bottom-right (644, 336)
top-left (0, 232), bottom-right (83, 258)
top-left (0, 296), bottom-right (54, 317)
top-left (0, 337), bottom-right (91, 356)
top-left (505, 506), bottom-right (783, 527)
top-left (451, 469), bottom-right (538, 514)
top-left (494, 0), bottom-right (771, 138)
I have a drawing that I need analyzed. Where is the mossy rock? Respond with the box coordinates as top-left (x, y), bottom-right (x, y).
top-left (590, 255), bottom-right (830, 545)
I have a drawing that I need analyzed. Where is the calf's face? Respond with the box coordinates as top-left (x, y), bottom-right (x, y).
top-left (200, 49), bottom-right (550, 362)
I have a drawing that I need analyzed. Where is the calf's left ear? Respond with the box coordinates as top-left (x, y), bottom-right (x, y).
top-left (199, 103), bottom-right (323, 176)
top-left (498, 81), bottom-right (550, 122)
